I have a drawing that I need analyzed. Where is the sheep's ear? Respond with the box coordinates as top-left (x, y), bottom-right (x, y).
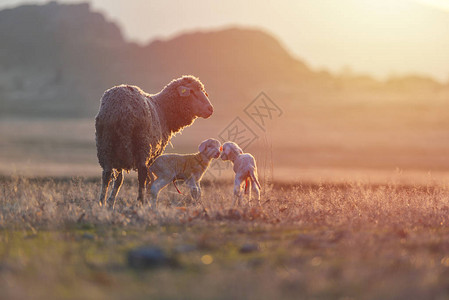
top-left (177, 86), bottom-right (191, 97)
top-left (198, 140), bottom-right (208, 153)
top-left (233, 144), bottom-right (243, 155)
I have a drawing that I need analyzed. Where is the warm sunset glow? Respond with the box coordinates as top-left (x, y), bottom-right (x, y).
top-left (1, 0), bottom-right (448, 81)
top-left (95, 0), bottom-right (449, 81)
top-left (2, 1), bottom-right (449, 298)
top-left (414, 0), bottom-right (449, 11)
top-left (274, 0), bottom-right (449, 81)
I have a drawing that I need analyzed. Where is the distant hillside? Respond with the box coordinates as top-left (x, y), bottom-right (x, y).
top-left (0, 2), bottom-right (445, 118)
top-left (0, 2), bottom-right (128, 117)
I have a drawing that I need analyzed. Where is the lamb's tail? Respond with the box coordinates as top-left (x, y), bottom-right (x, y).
top-left (147, 168), bottom-right (155, 187)
top-left (250, 170), bottom-right (261, 190)
top-left (172, 180), bottom-right (183, 194)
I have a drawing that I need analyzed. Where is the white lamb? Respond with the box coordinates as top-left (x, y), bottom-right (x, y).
top-left (148, 138), bottom-right (221, 208)
top-left (220, 141), bottom-right (261, 207)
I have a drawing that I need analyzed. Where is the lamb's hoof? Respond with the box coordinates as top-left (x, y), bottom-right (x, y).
top-left (150, 203), bottom-right (158, 212)
top-left (105, 198), bottom-right (115, 209)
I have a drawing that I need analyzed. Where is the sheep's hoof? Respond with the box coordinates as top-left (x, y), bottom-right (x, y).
top-left (107, 201), bottom-right (116, 210)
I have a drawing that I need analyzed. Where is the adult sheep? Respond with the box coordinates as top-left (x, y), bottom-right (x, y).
top-left (95, 75), bottom-right (213, 208)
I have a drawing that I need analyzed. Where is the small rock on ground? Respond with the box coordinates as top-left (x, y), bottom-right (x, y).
top-left (174, 244), bottom-right (197, 253)
top-left (81, 233), bottom-right (95, 240)
top-left (240, 243), bottom-right (260, 253)
top-left (128, 246), bottom-right (175, 269)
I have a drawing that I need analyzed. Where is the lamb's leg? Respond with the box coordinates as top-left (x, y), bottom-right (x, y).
top-left (137, 164), bottom-right (147, 205)
top-left (107, 169), bottom-right (123, 209)
top-left (187, 178), bottom-right (201, 201)
top-left (99, 169), bottom-right (112, 207)
top-left (244, 178), bottom-right (250, 195)
top-left (246, 179), bottom-right (252, 206)
top-left (146, 169), bottom-right (155, 191)
top-left (146, 158), bottom-right (156, 190)
top-left (251, 179), bottom-right (261, 206)
top-left (232, 177), bottom-right (243, 207)
top-left (149, 177), bottom-right (170, 210)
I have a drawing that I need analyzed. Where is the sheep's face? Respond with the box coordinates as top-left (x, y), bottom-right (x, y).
top-left (198, 138), bottom-right (221, 159)
top-left (177, 85), bottom-right (213, 119)
top-left (220, 142), bottom-right (243, 161)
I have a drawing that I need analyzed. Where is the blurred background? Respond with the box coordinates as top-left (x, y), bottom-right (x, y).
top-left (1, 0), bottom-right (448, 184)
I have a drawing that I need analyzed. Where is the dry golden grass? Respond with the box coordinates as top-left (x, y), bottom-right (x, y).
top-left (1, 175), bottom-right (449, 299)
top-left (1, 96), bottom-right (449, 298)
top-left (2, 176), bottom-right (449, 229)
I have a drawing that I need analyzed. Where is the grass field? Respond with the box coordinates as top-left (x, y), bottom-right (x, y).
top-left (1, 98), bottom-right (449, 299)
top-left (1, 3), bottom-right (449, 298)
top-left (1, 175), bottom-right (449, 299)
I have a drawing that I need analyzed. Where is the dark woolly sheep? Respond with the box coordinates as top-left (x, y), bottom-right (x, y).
top-left (95, 75), bottom-right (213, 208)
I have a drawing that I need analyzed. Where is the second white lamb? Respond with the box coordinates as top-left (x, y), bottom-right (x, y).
top-left (220, 141), bottom-right (261, 207)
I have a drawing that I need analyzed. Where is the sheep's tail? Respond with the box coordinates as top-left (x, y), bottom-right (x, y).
top-left (250, 171), bottom-right (261, 190)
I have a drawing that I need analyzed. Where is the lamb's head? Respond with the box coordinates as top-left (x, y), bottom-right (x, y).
top-left (176, 76), bottom-right (213, 119)
top-left (198, 138), bottom-right (221, 159)
top-left (220, 141), bottom-right (243, 162)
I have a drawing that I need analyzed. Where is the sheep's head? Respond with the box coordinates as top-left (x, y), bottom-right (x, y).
top-left (198, 138), bottom-right (221, 159)
top-left (176, 76), bottom-right (213, 119)
top-left (220, 141), bottom-right (243, 162)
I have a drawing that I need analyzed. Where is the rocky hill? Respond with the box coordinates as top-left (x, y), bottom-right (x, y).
top-left (0, 2), bottom-right (445, 118)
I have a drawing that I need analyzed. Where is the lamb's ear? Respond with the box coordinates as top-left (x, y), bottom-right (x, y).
top-left (177, 86), bottom-right (191, 97)
top-left (233, 143), bottom-right (243, 155)
top-left (198, 140), bottom-right (208, 153)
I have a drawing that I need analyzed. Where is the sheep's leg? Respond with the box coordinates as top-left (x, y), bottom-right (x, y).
top-left (187, 178), bottom-right (201, 201)
top-left (137, 164), bottom-right (147, 205)
top-left (232, 177), bottom-right (243, 207)
top-left (107, 169), bottom-right (123, 209)
top-left (146, 158), bottom-right (156, 190)
top-left (244, 178), bottom-right (250, 195)
top-left (194, 183), bottom-right (205, 208)
top-left (149, 177), bottom-right (170, 210)
top-left (246, 179), bottom-right (252, 207)
top-left (146, 170), bottom-right (155, 191)
top-left (99, 169), bottom-right (112, 207)
top-left (251, 179), bottom-right (261, 206)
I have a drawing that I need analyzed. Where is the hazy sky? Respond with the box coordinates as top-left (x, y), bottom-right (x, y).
top-left (1, 0), bottom-right (449, 82)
